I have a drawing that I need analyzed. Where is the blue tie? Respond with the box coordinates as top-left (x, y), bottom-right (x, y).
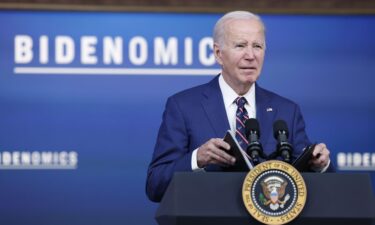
top-left (235, 97), bottom-right (249, 150)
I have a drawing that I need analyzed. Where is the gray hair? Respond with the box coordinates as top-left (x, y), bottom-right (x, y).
top-left (213, 11), bottom-right (266, 48)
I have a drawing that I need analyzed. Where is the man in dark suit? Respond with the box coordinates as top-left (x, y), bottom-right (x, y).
top-left (146, 11), bottom-right (332, 202)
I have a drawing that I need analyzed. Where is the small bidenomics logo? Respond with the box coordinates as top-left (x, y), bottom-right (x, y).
top-left (0, 151), bottom-right (78, 169)
top-left (242, 160), bottom-right (306, 225)
top-left (337, 152), bottom-right (375, 171)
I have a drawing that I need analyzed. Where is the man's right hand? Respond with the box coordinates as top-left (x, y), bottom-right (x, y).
top-left (197, 138), bottom-right (236, 168)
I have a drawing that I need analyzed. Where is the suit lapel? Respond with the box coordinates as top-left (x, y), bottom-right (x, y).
top-left (256, 84), bottom-right (277, 145)
top-left (200, 80), bottom-right (277, 143)
top-left (201, 76), bottom-right (230, 137)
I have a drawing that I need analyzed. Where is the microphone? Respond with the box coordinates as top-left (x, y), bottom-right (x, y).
top-left (273, 120), bottom-right (294, 163)
top-left (245, 118), bottom-right (265, 165)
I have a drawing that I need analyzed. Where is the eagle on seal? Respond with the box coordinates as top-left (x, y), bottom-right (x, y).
top-left (260, 176), bottom-right (290, 210)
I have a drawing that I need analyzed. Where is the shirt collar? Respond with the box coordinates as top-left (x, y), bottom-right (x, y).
top-left (218, 74), bottom-right (256, 108)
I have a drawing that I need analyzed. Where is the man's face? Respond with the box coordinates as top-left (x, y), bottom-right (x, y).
top-left (214, 18), bottom-right (265, 93)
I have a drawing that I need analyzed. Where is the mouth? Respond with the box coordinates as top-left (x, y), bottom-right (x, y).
top-left (240, 66), bottom-right (257, 71)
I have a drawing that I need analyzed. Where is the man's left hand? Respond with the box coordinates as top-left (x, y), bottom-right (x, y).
top-left (309, 143), bottom-right (330, 171)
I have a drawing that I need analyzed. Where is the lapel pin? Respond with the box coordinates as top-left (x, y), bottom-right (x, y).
top-left (266, 107), bottom-right (273, 112)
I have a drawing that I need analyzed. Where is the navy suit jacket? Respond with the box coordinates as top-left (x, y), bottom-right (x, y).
top-left (147, 76), bottom-right (318, 202)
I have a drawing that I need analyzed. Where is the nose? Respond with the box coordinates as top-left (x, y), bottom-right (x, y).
top-left (243, 46), bottom-right (255, 60)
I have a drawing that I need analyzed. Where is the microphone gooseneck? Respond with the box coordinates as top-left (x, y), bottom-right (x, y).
top-left (245, 118), bottom-right (266, 165)
top-left (272, 120), bottom-right (294, 163)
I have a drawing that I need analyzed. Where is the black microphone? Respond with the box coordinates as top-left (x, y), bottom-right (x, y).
top-left (273, 120), bottom-right (294, 163)
top-left (245, 118), bottom-right (265, 165)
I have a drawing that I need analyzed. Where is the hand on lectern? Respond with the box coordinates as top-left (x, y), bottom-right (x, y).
top-left (309, 143), bottom-right (330, 171)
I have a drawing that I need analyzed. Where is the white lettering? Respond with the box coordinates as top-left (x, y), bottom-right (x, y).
top-left (55, 36), bottom-right (75, 64)
top-left (14, 35), bottom-right (220, 69)
top-left (41, 152), bottom-right (53, 164)
top-left (69, 151), bottom-right (78, 166)
top-left (0, 151), bottom-right (79, 169)
top-left (184, 37), bottom-right (193, 65)
top-left (154, 37), bottom-right (178, 65)
top-left (59, 151), bottom-right (68, 166)
top-left (363, 153), bottom-right (370, 166)
top-left (129, 36), bottom-right (148, 65)
top-left (12, 151), bottom-right (20, 165)
top-left (199, 37), bottom-right (215, 66)
top-left (347, 153), bottom-right (352, 166)
top-left (337, 152), bottom-right (345, 167)
top-left (2, 152), bottom-right (11, 165)
top-left (21, 152), bottom-right (31, 164)
top-left (15, 35), bottom-right (33, 63)
top-left (353, 152), bottom-right (362, 166)
top-left (31, 151), bottom-right (41, 165)
top-left (337, 152), bottom-right (375, 169)
top-left (103, 36), bottom-right (123, 65)
top-left (40, 35), bottom-right (49, 64)
top-left (53, 152), bottom-right (59, 164)
top-left (81, 36), bottom-right (98, 64)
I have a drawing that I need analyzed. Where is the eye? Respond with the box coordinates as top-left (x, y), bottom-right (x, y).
top-left (253, 43), bottom-right (264, 49)
top-left (235, 43), bottom-right (246, 48)
top-left (234, 41), bottom-right (247, 49)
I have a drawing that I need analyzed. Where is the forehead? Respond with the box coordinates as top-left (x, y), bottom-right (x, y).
top-left (224, 18), bottom-right (265, 41)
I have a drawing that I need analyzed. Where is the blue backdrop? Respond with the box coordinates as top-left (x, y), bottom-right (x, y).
top-left (0, 10), bottom-right (374, 225)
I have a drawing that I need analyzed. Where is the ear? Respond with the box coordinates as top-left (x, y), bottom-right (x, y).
top-left (214, 43), bottom-right (223, 66)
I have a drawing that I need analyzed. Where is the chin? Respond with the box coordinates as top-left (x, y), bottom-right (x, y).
top-left (242, 75), bottom-right (258, 84)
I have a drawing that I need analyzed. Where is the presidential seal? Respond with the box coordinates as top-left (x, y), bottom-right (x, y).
top-left (242, 160), bottom-right (307, 225)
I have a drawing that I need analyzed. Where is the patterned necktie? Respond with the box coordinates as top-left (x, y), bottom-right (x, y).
top-left (235, 97), bottom-right (249, 150)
